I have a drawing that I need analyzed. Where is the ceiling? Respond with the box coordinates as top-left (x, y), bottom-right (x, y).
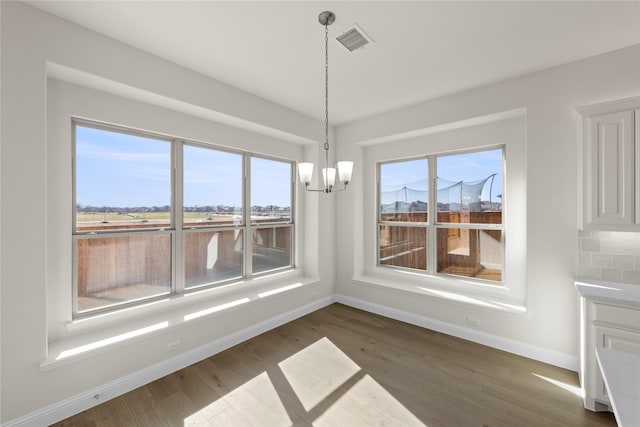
top-left (26, 1), bottom-right (640, 125)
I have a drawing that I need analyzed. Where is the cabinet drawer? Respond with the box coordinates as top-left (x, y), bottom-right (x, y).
top-left (594, 326), bottom-right (640, 403)
top-left (594, 303), bottom-right (640, 330)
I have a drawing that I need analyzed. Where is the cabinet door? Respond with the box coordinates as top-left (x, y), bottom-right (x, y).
top-left (588, 110), bottom-right (635, 226)
top-left (594, 325), bottom-right (640, 403)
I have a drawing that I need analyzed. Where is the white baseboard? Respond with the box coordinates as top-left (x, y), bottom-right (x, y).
top-left (336, 294), bottom-right (578, 372)
top-left (3, 295), bottom-right (335, 427)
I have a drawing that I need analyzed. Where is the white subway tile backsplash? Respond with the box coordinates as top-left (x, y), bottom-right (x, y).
top-left (577, 230), bottom-right (640, 285)
top-left (591, 253), bottom-right (612, 268)
top-left (613, 231), bottom-right (639, 241)
top-left (622, 269), bottom-right (640, 284)
top-left (578, 252), bottom-right (591, 266)
top-left (580, 238), bottom-right (600, 252)
top-left (579, 265), bottom-right (602, 278)
top-left (600, 239), bottom-right (623, 254)
top-left (602, 268), bottom-right (623, 282)
top-left (622, 239), bottom-right (640, 256)
top-left (612, 255), bottom-right (634, 269)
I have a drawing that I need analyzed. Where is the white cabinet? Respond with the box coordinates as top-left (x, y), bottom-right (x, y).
top-left (578, 97), bottom-right (640, 231)
top-left (576, 280), bottom-right (640, 412)
top-left (593, 325), bottom-right (640, 403)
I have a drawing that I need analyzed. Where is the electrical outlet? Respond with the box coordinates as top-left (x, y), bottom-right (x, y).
top-left (465, 316), bottom-right (479, 327)
top-left (167, 340), bottom-right (181, 352)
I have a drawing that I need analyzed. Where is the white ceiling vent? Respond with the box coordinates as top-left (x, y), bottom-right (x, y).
top-left (335, 24), bottom-right (373, 52)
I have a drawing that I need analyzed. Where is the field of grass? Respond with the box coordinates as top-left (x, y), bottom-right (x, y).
top-left (76, 211), bottom-right (287, 232)
top-left (76, 212), bottom-right (236, 223)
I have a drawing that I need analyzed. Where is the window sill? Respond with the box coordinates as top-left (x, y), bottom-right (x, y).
top-left (353, 269), bottom-right (528, 316)
top-left (42, 270), bottom-right (321, 371)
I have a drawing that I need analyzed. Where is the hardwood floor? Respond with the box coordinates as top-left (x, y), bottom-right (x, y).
top-left (52, 303), bottom-right (615, 426)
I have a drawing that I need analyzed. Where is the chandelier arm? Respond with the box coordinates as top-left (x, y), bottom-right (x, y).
top-left (302, 183), bottom-right (348, 193)
top-left (331, 183), bottom-right (349, 192)
top-left (303, 187), bottom-right (329, 193)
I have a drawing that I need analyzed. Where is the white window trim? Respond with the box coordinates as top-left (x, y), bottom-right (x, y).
top-left (360, 115), bottom-right (527, 309)
top-left (46, 78), bottom-right (312, 365)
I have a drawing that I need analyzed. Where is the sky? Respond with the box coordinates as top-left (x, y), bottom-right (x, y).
top-left (76, 125), bottom-right (501, 209)
top-left (75, 125), bottom-right (291, 209)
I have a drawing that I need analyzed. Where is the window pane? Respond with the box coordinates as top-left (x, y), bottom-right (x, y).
top-left (379, 225), bottom-right (427, 270)
top-left (76, 233), bottom-right (171, 313)
top-left (252, 226), bottom-right (291, 274)
top-left (436, 228), bottom-right (502, 282)
top-left (185, 229), bottom-right (242, 288)
top-left (436, 149), bottom-right (502, 224)
top-left (251, 157), bottom-right (291, 224)
top-left (183, 145), bottom-right (243, 227)
top-left (380, 159), bottom-right (428, 222)
top-left (75, 125), bottom-right (171, 231)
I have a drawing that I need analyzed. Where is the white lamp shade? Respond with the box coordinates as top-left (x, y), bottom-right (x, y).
top-left (322, 167), bottom-right (336, 188)
top-left (337, 161), bottom-right (354, 184)
top-left (298, 162), bottom-right (314, 184)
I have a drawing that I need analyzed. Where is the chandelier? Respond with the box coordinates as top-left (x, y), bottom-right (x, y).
top-left (298, 11), bottom-right (353, 193)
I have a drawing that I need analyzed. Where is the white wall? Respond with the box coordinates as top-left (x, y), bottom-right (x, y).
top-left (335, 44), bottom-right (640, 366)
top-left (0, 2), bottom-right (336, 423)
top-left (3, 0), bottom-right (640, 423)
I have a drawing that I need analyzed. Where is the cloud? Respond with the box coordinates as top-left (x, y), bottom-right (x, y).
top-left (76, 139), bottom-right (170, 164)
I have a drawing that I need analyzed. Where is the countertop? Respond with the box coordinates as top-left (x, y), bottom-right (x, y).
top-left (596, 348), bottom-right (640, 427)
top-left (575, 279), bottom-right (640, 306)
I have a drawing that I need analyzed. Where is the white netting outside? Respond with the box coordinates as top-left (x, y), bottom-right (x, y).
top-left (380, 174), bottom-right (498, 214)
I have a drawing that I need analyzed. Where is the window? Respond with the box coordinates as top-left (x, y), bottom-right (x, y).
top-left (74, 125), bottom-right (173, 313)
top-left (73, 121), bottom-right (295, 316)
top-left (250, 156), bottom-right (293, 274)
top-left (379, 159), bottom-right (428, 270)
top-left (378, 147), bottom-right (504, 283)
top-left (183, 145), bottom-right (243, 288)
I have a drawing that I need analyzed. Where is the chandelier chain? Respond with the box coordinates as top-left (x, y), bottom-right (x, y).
top-left (323, 21), bottom-right (330, 190)
top-left (324, 22), bottom-right (330, 153)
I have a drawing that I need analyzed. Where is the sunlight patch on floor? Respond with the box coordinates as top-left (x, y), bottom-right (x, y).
top-left (183, 371), bottom-right (291, 426)
top-left (313, 374), bottom-right (426, 427)
top-left (184, 337), bottom-right (423, 426)
top-left (532, 373), bottom-right (584, 398)
top-left (278, 337), bottom-right (361, 411)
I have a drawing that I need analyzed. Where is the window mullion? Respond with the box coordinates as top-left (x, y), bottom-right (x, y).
top-left (376, 162), bottom-right (381, 266)
top-left (174, 140), bottom-right (185, 293)
top-left (244, 153), bottom-right (252, 277)
top-left (428, 155), bottom-right (436, 274)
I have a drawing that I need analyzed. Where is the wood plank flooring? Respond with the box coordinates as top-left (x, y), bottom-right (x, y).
top-left (52, 303), bottom-right (615, 426)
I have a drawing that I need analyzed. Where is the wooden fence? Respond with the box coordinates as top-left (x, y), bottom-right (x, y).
top-left (379, 211), bottom-right (502, 276)
top-left (77, 222), bottom-right (290, 298)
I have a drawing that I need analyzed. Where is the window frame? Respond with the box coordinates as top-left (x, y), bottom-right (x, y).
top-left (248, 154), bottom-right (295, 277)
top-left (377, 156), bottom-right (430, 272)
top-left (180, 140), bottom-right (246, 291)
top-left (376, 145), bottom-right (505, 285)
top-left (72, 119), bottom-right (296, 318)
